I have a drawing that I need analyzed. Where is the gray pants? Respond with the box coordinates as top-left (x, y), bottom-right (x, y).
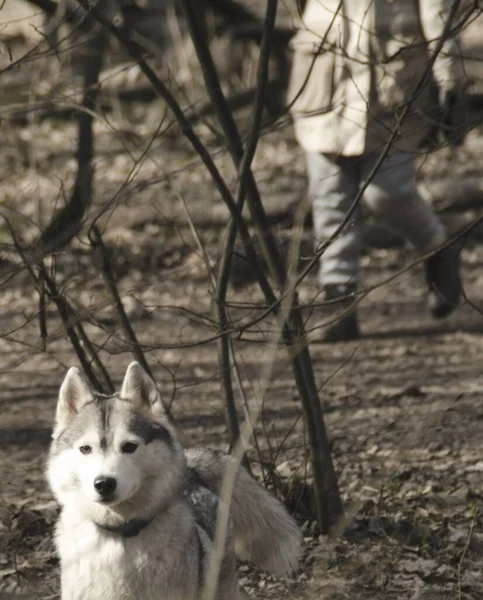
top-left (307, 151), bottom-right (446, 287)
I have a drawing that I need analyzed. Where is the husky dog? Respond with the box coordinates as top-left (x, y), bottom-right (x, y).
top-left (47, 362), bottom-right (302, 600)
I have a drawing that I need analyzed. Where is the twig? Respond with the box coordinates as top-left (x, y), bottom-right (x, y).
top-left (38, 277), bottom-right (48, 351)
top-left (203, 199), bottom-right (320, 600)
top-left (4, 218), bottom-right (48, 351)
top-left (180, 0), bottom-right (285, 289)
top-left (212, 0), bottom-right (279, 453)
top-left (39, 265), bottom-right (113, 393)
top-left (89, 226), bottom-right (155, 382)
top-left (7, 207), bottom-right (115, 394)
top-left (181, 0), bottom-right (342, 540)
top-left (457, 505), bottom-right (478, 599)
top-left (38, 24), bottom-right (108, 255)
top-left (74, 0), bottom-right (274, 303)
top-left (176, 187), bottom-right (245, 451)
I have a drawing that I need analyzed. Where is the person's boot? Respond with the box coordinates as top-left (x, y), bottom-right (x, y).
top-left (320, 284), bottom-right (360, 342)
top-left (425, 239), bottom-right (462, 319)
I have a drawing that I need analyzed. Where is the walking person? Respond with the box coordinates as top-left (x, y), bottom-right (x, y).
top-left (288, 0), bottom-right (471, 341)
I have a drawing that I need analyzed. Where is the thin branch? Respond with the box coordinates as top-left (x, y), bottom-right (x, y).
top-left (181, 0), bottom-right (287, 289)
top-left (74, 0), bottom-right (274, 305)
top-left (39, 265), bottom-right (114, 393)
top-left (457, 505), bottom-right (478, 599)
top-left (89, 226), bottom-right (155, 382)
top-left (213, 0), bottom-right (279, 452)
top-left (38, 25), bottom-right (108, 255)
top-left (181, 0), bottom-right (342, 539)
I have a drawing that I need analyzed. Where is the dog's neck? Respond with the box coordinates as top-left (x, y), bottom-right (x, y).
top-left (96, 517), bottom-right (155, 538)
top-left (92, 490), bottom-right (186, 538)
top-left (90, 471), bottom-right (190, 538)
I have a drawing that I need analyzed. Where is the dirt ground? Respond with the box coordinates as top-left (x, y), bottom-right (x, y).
top-left (2, 5), bottom-right (483, 599)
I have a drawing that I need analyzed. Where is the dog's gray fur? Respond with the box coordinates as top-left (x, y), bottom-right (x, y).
top-left (47, 362), bottom-right (302, 600)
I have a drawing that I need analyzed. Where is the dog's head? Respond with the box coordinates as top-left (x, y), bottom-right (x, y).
top-left (47, 362), bottom-right (185, 523)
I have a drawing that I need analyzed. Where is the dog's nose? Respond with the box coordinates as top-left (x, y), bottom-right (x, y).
top-left (94, 476), bottom-right (117, 497)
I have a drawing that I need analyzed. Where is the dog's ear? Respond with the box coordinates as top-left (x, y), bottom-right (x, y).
top-left (56, 367), bottom-right (93, 428)
top-left (121, 362), bottom-right (165, 417)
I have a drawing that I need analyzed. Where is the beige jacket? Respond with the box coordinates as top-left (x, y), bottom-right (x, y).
top-left (288, 0), bottom-right (470, 155)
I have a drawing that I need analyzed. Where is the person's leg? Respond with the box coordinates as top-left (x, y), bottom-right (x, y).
top-left (362, 151), bottom-right (445, 248)
top-left (306, 152), bottom-right (363, 288)
top-left (362, 151), bottom-right (461, 318)
top-left (306, 152), bottom-right (363, 340)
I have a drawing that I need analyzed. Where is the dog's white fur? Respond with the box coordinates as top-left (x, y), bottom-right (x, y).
top-left (47, 363), bottom-right (302, 600)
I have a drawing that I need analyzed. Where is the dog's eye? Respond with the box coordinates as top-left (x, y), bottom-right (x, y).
top-left (121, 442), bottom-right (138, 454)
top-left (79, 445), bottom-right (92, 455)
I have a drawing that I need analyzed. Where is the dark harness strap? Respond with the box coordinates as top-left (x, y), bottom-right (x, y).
top-left (96, 516), bottom-right (155, 538)
top-left (94, 491), bottom-right (184, 538)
